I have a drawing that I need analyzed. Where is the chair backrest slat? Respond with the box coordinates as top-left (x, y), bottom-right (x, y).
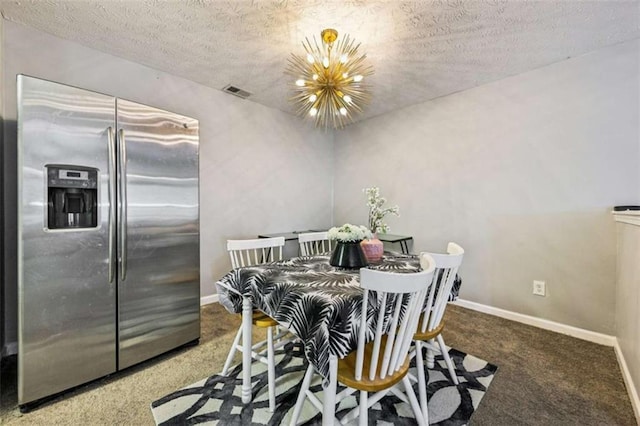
top-left (382, 294), bottom-right (404, 378)
top-left (356, 254), bottom-right (435, 383)
top-left (418, 242), bottom-right (464, 334)
top-left (430, 267), bottom-right (454, 326)
top-left (400, 290), bottom-right (424, 360)
top-left (226, 237), bottom-right (286, 269)
top-left (355, 289), bottom-right (369, 381)
top-left (298, 231), bottom-right (332, 256)
top-left (367, 291), bottom-right (387, 381)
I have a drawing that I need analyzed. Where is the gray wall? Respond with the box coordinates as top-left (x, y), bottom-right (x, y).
top-left (333, 39), bottom-right (640, 335)
top-left (1, 21), bottom-right (334, 353)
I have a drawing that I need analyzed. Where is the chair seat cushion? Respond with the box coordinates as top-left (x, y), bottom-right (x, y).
top-left (337, 336), bottom-right (410, 392)
top-left (413, 320), bottom-right (444, 341)
top-left (236, 311), bottom-right (279, 328)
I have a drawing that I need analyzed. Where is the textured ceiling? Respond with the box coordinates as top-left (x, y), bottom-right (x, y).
top-left (1, 0), bottom-right (639, 124)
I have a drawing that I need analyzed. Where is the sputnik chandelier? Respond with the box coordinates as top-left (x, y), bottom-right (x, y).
top-left (286, 28), bottom-right (373, 129)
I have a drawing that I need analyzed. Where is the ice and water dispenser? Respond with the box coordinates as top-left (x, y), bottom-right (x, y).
top-left (46, 165), bottom-right (98, 229)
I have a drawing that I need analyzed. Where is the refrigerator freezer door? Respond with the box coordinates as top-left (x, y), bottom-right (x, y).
top-left (116, 99), bottom-right (200, 369)
top-left (17, 76), bottom-right (117, 405)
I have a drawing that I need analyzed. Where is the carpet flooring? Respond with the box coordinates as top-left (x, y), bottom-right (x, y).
top-left (0, 303), bottom-right (636, 425)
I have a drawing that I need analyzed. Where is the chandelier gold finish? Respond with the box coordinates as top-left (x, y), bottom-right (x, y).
top-left (286, 28), bottom-right (373, 129)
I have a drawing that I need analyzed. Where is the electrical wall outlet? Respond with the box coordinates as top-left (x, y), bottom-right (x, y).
top-left (533, 280), bottom-right (546, 296)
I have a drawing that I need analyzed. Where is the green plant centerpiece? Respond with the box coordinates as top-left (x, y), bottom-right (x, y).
top-left (328, 223), bottom-right (371, 268)
top-left (361, 187), bottom-right (400, 262)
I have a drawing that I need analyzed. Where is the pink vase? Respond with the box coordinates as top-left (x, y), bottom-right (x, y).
top-left (360, 234), bottom-right (384, 263)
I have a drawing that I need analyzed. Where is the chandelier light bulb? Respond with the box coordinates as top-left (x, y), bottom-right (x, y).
top-left (286, 28), bottom-right (373, 129)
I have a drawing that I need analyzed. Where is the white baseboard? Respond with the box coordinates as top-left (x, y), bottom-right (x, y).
top-left (200, 294), bottom-right (219, 306)
top-left (614, 339), bottom-right (640, 424)
top-left (451, 299), bottom-right (616, 347)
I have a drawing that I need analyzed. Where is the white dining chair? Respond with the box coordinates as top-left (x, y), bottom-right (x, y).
top-left (289, 254), bottom-right (436, 426)
top-left (227, 237), bottom-right (284, 269)
top-left (298, 231), bottom-right (332, 256)
top-left (412, 242), bottom-right (465, 422)
top-left (222, 237), bottom-right (285, 412)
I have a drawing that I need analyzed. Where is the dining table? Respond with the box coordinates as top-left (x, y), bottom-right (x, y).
top-left (215, 252), bottom-right (461, 425)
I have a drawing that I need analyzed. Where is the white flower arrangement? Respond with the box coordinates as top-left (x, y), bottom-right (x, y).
top-left (364, 187), bottom-right (400, 234)
top-left (328, 223), bottom-right (372, 242)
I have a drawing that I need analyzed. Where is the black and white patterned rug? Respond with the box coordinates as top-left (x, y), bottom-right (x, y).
top-left (151, 343), bottom-right (497, 425)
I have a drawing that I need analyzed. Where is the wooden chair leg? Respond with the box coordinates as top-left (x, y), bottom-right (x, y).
top-left (222, 326), bottom-right (243, 375)
top-left (267, 326), bottom-right (276, 412)
top-left (358, 390), bottom-right (368, 426)
top-left (403, 375), bottom-right (428, 426)
top-left (426, 338), bottom-right (436, 368)
top-left (414, 341), bottom-right (429, 421)
top-left (290, 364), bottom-right (315, 426)
top-left (322, 356), bottom-right (338, 426)
top-left (437, 334), bottom-right (459, 385)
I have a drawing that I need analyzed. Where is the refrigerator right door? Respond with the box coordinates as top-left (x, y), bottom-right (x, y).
top-left (116, 99), bottom-right (200, 369)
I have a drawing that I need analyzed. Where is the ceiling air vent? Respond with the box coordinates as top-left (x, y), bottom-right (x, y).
top-left (222, 84), bottom-right (252, 99)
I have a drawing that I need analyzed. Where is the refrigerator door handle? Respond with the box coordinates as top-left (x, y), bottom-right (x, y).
top-left (108, 126), bottom-right (117, 284)
top-left (118, 128), bottom-right (128, 281)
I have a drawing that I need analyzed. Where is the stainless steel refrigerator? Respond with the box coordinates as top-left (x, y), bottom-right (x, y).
top-left (17, 75), bottom-right (200, 407)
